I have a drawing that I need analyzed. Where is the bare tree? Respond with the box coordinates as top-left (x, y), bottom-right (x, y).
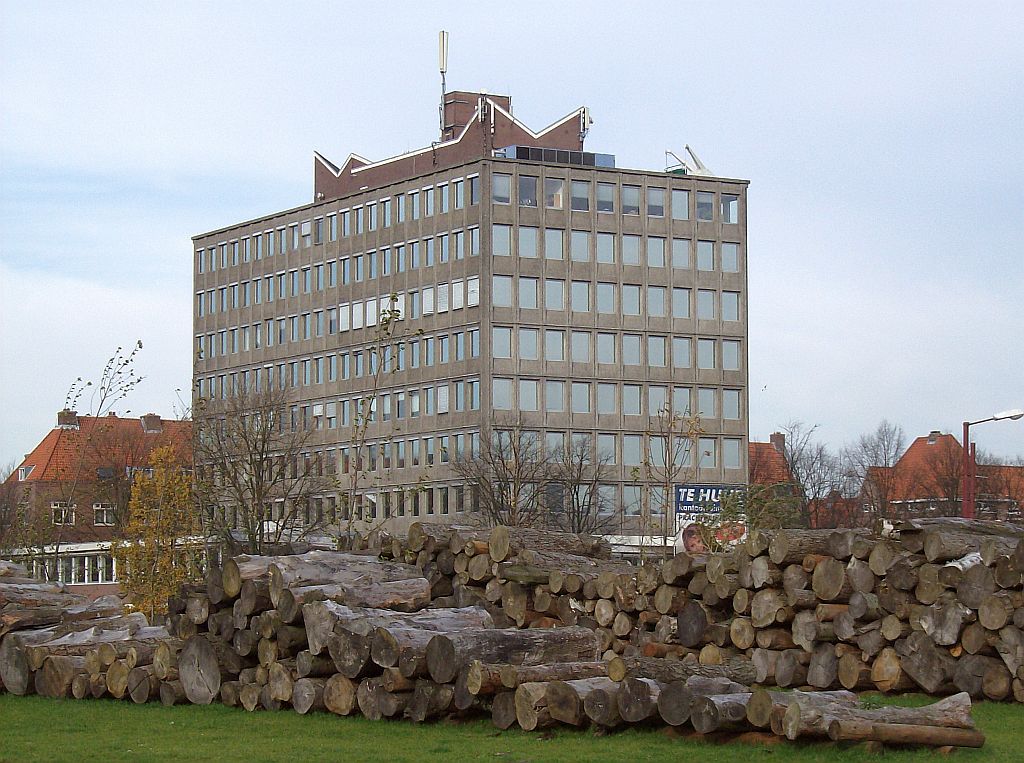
top-left (547, 434), bottom-right (615, 535)
top-left (449, 417), bottom-right (554, 528)
top-left (843, 419), bottom-right (907, 521)
top-left (779, 420), bottom-right (848, 527)
top-left (193, 385), bottom-right (334, 554)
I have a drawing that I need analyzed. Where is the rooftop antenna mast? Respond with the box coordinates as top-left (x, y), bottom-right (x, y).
top-left (438, 30), bottom-right (449, 140)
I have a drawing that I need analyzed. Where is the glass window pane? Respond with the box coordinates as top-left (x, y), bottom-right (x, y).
top-left (571, 331), bottom-right (590, 362)
top-left (722, 194), bottom-right (739, 223)
top-left (597, 182), bottom-right (615, 213)
top-left (672, 288), bottom-right (690, 318)
top-left (623, 385), bottom-right (641, 415)
top-left (492, 327), bottom-right (512, 358)
top-left (698, 387), bottom-right (716, 417)
top-left (647, 286), bottom-right (666, 317)
top-left (697, 240), bottom-right (715, 271)
top-left (673, 337), bottom-right (691, 368)
top-left (519, 328), bottom-right (539, 360)
top-left (571, 280), bottom-right (590, 312)
top-left (546, 381), bottom-right (565, 412)
top-left (597, 333), bottom-right (615, 364)
top-left (545, 279), bottom-right (564, 310)
top-left (596, 232), bottom-right (615, 264)
top-left (699, 437), bottom-right (717, 468)
top-left (648, 335), bottom-right (666, 366)
top-left (622, 234), bottom-right (641, 265)
top-left (673, 386), bottom-right (691, 415)
top-left (493, 224), bottom-right (512, 256)
top-left (649, 385), bottom-right (667, 415)
top-left (571, 382), bottom-right (590, 413)
top-left (545, 178), bottom-right (564, 209)
top-left (598, 435), bottom-right (616, 464)
top-left (722, 242), bottom-right (740, 272)
top-left (672, 189), bottom-right (690, 220)
top-left (492, 275), bottom-right (512, 307)
top-left (697, 339), bottom-right (716, 369)
top-left (545, 229), bottom-right (564, 259)
top-left (493, 378), bottom-right (512, 409)
top-left (519, 176), bottom-right (538, 207)
top-left (519, 379), bottom-right (538, 411)
top-left (518, 226), bottom-right (538, 258)
top-left (722, 291), bottom-right (740, 321)
top-left (697, 289), bottom-right (715, 320)
top-left (723, 389), bottom-right (741, 419)
top-left (622, 185), bottom-right (640, 215)
top-left (570, 230), bottom-right (590, 261)
top-left (623, 435), bottom-right (643, 466)
top-left (724, 438), bottom-right (742, 469)
top-left (623, 334), bottom-right (641, 364)
top-left (696, 191), bottom-right (714, 221)
top-left (597, 383), bottom-right (616, 414)
top-left (571, 181), bottom-right (590, 211)
top-left (647, 236), bottom-right (665, 267)
top-left (647, 187), bottom-right (665, 217)
top-left (622, 284), bottom-right (641, 316)
top-left (545, 329), bottom-right (565, 361)
top-left (672, 238), bottom-right (690, 268)
top-left (518, 277), bottom-right (538, 309)
top-left (597, 283), bottom-right (615, 313)
top-left (723, 340), bottom-right (740, 370)
top-left (493, 174), bottom-right (511, 204)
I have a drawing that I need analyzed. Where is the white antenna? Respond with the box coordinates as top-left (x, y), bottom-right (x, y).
top-left (438, 30), bottom-right (449, 139)
top-left (685, 144), bottom-right (714, 176)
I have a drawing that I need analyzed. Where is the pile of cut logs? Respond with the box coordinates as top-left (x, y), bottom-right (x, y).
top-left (5, 517), bottom-right (1023, 751)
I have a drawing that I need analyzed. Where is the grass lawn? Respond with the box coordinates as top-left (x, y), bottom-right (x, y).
top-left (0, 693), bottom-right (1019, 763)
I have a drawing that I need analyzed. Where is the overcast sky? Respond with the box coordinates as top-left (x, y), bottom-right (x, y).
top-left (1, 1), bottom-right (1022, 470)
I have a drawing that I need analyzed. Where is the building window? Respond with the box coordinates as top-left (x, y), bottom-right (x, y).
top-left (597, 383), bottom-right (616, 414)
top-left (648, 335), bottom-right (667, 367)
top-left (571, 382), bottom-right (591, 413)
top-left (722, 194), bottom-right (739, 224)
top-left (570, 180), bottom-right (589, 211)
top-left (545, 329), bottom-right (565, 361)
top-left (722, 291), bottom-right (740, 321)
top-left (649, 386), bottom-right (668, 415)
top-left (673, 337), bottom-right (691, 369)
top-left (597, 332), bottom-right (616, 364)
top-left (647, 237), bottom-right (665, 267)
top-left (647, 286), bottom-right (666, 317)
top-left (597, 283), bottom-right (616, 314)
top-left (696, 191), bottom-right (714, 221)
top-left (570, 230), bottom-right (590, 262)
top-left (623, 334), bottom-right (641, 365)
top-left (622, 284), bottom-right (641, 316)
top-left (571, 331), bottom-right (590, 362)
top-left (647, 187), bottom-right (665, 217)
top-left (52, 502), bottom-right (75, 525)
top-left (546, 381), bottom-right (565, 412)
top-left (697, 339), bottom-right (716, 369)
top-left (545, 279), bottom-right (565, 311)
top-left (518, 277), bottom-right (538, 309)
top-left (672, 288), bottom-right (691, 319)
top-left (493, 275), bottom-right (513, 307)
top-left (519, 379), bottom-right (539, 411)
top-left (518, 176), bottom-right (538, 207)
top-left (622, 185), bottom-right (640, 215)
top-left (492, 224), bottom-right (512, 256)
top-left (570, 281), bottom-right (590, 312)
top-left (597, 182), bottom-right (615, 213)
top-left (519, 226), bottom-right (539, 258)
top-left (93, 503), bottom-right (115, 527)
top-left (697, 289), bottom-right (716, 320)
top-left (545, 178), bottom-right (564, 209)
top-left (597, 232), bottom-right (615, 264)
top-left (493, 378), bottom-right (513, 409)
top-left (519, 328), bottom-right (539, 360)
top-left (724, 438), bottom-right (742, 469)
top-left (623, 436), bottom-right (643, 467)
top-left (493, 174), bottom-right (512, 204)
top-left (723, 389), bottom-right (741, 419)
top-left (722, 242), bottom-right (740, 273)
top-left (672, 189), bottom-right (690, 220)
top-left (697, 240), bottom-right (715, 271)
top-left (544, 229), bottom-right (564, 260)
top-left (698, 387), bottom-right (717, 417)
top-left (699, 438), bottom-right (717, 468)
top-left (622, 234), bottom-right (640, 266)
top-left (723, 340), bottom-right (741, 371)
top-left (493, 327), bottom-right (512, 358)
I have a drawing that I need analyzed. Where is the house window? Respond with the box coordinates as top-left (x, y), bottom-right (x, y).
top-left (596, 182), bottom-right (615, 213)
top-left (570, 180), bottom-right (590, 211)
top-left (545, 178), bottom-right (564, 209)
top-left (493, 174), bottom-right (512, 205)
top-left (94, 503), bottom-right (115, 527)
top-left (622, 185), bottom-right (640, 215)
top-left (672, 189), bottom-right (690, 220)
top-left (696, 191), bottom-right (715, 221)
top-left (518, 176), bottom-right (538, 207)
top-left (722, 194), bottom-right (739, 224)
top-left (647, 187), bottom-right (665, 217)
top-left (724, 438), bottom-right (742, 469)
top-left (722, 242), bottom-right (740, 272)
top-left (52, 502), bottom-right (75, 525)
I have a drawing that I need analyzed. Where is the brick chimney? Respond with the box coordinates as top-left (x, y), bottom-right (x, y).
top-left (140, 413), bottom-right (163, 434)
top-left (441, 91), bottom-right (511, 142)
top-left (57, 409), bottom-right (80, 429)
top-left (769, 432), bottom-right (786, 456)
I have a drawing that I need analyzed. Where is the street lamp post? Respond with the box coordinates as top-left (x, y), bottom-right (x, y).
top-left (961, 409), bottom-right (1024, 519)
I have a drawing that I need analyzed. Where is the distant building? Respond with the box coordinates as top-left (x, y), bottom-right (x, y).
top-left (3, 410), bottom-right (191, 597)
top-left (192, 88), bottom-right (750, 542)
top-left (862, 430), bottom-right (1022, 522)
top-left (748, 432), bottom-right (796, 488)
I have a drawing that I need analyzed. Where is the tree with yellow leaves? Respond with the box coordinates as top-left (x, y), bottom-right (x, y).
top-left (112, 445), bottom-right (202, 618)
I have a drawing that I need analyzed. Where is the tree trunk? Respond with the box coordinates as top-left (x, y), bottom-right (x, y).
top-left (545, 677), bottom-right (618, 726)
top-left (495, 660), bottom-right (607, 690)
top-left (828, 720), bottom-right (984, 748)
top-left (487, 525), bottom-right (611, 563)
top-left (35, 655), bottom-right (86, 698)
top-left (583, 683), bottom-right (623, 727)
top-left (179, 634), bottom-right (248, 705)
top-left (405, 679), bottom-right (455, 723)
top-left (425, 626), bottom-right (600, 685)
top-left (607, 654), bottom-right (756, 685)
top-left (323, 673), bottom-right (357, 715)
top-left (159, 679), bottom-right (188, 706)
top-left (127, 665), bottom-right (160, 704)
top-left (691, 692), bottom-right (752, 733)
top-left (769, 530), bottom-right (835, 566)
top-left (616, 676), bottom-right (662, 722)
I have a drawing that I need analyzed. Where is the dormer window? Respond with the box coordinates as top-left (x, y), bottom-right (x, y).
top-left (18, 465), bottom-right (34, 481)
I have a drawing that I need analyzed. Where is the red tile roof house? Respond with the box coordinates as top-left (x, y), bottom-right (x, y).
top-left (2, 410), bottom-right (191, 598)
top-left (861, 431), bottom-right (1023, 523)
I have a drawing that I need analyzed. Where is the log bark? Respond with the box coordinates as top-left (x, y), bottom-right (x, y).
top-left (616, 677), bottom-right (662, 722)
top-left (769, 530), bottom-right (835, 566)
top-left (323, 673), bottom-right (358, 715)
top-left (405, 679), bottom-right (455, 723)
top-left (35, 655), bottom-right (87, 698)
top-left (828, 720), bottom-right (984, 748)
top-left (496, 661), bottom-right (607, 691)
top-left (691, 692), bottom-right (752, 733)
top-left (583, 683), bottom-right (623, 727)
top-left (127, 665), bottom-right (160, 704)
top-left (179, 634), bottom-right (248, 704)
top-left (159, 679), bottom-right (188, 706)
top-left (545, 677), bottom-right (618, 726)
top-left (487, 525), bottom-right (611, 563)
top-left (607, 654), bottom-right (756, 685)
top-left (425, 626), bottom-right (600, 685)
